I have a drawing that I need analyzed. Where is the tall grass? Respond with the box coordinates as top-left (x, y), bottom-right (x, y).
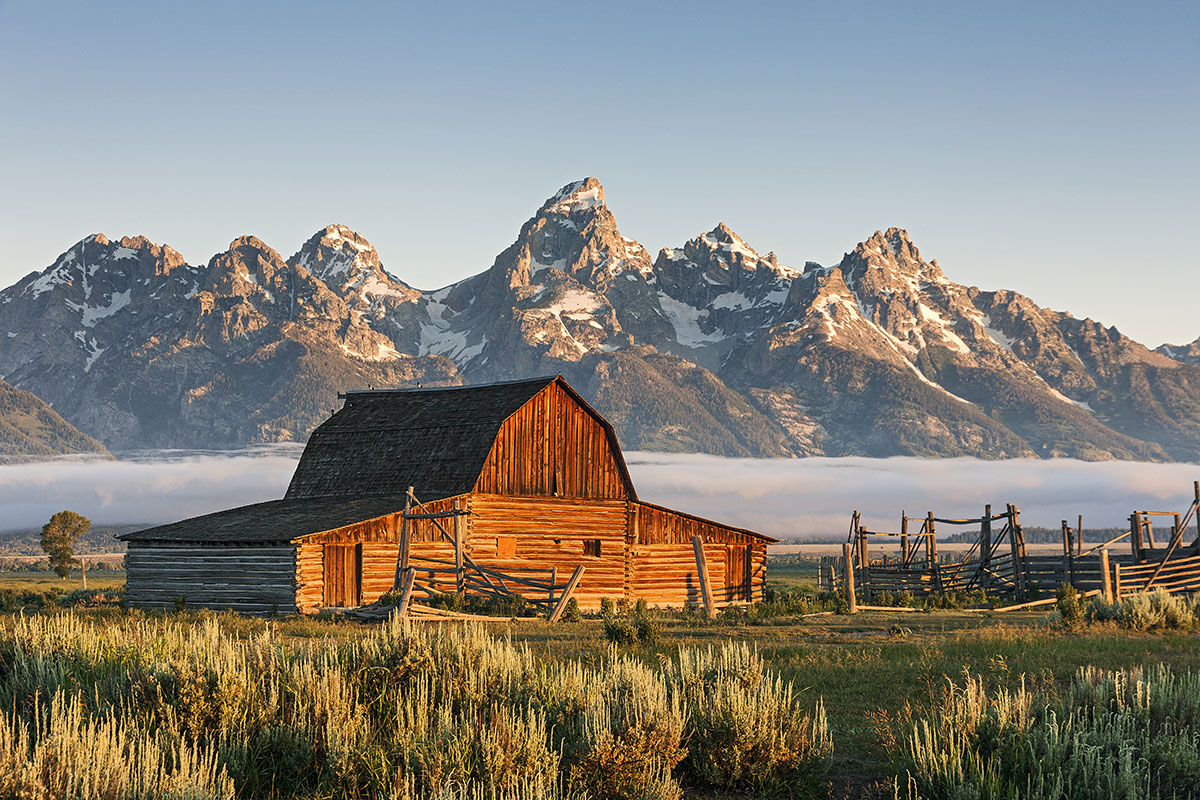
top-left (0, 612), bottom-right (831, 799)
top-left (900, 664), bottom-right (1200, 799)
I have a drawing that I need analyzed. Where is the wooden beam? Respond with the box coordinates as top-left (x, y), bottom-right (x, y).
top-left (547, 565), bottom-right (585, 623)
top-left (392, 486), bottom-right (413, 590)
top-left (395, 568), bottom-right (416, 618)
top-left (1100, 548), bottom-right (1113, 604)
top-left (842, 542), bottom-right (858, 614)
top-left (692, 535), bottom-right (716, 618)
top-left (453, 500), bottom-right (463, 594)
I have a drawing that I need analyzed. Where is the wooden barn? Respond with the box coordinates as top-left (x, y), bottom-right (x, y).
top-left (120, 376), bottom-right (774, 614)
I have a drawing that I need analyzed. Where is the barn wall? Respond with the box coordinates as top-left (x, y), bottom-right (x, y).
top-left (628, 502), bottom-right (767, 606)
top-left (296, 497), bottom-right (464, 612)
top-left (466, 494), bottom-right (628, 610)
top-left (475, 382), bottom-right (627, 500)
top-left (125, 543), bottom-right (297, 614)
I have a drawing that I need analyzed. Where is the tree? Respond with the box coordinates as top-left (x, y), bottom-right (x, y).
top-left (40, 510), bottom-right (90, 579)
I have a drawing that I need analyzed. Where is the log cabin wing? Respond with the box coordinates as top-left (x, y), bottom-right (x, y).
top-left (120, 376), bottom-right (775, 613)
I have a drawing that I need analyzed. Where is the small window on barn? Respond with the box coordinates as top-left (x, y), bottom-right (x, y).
top-left (583, 539), bottom-right (601, 558)
top-left (496, 537), bottom-right (517, 559)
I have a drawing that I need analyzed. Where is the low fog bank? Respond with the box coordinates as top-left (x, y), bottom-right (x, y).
top-left (0, 450), bottom-right (300, 532)
top-left (0, 450), bottom-right (1196, 538)
top-left (624, 453), bottom-right (1200, 539)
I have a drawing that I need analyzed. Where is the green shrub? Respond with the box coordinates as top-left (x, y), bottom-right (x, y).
top-left (672, 642), bottom-right (832, 795)
top-left (1054, 583), bottom-right (1084, 632)
top-left (602, 601), bottom-right (658, 646)
top-left (1086, 589), bottom-right (1199, 632)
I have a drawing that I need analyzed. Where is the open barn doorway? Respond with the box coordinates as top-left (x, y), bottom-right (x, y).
top-left (323, 544), bottom-right (362, 607)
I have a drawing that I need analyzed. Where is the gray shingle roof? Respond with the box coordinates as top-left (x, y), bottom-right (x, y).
top-left (118, 495), bottom-right (429, 544)
top-left (285, 376), bottom-right (561, 499)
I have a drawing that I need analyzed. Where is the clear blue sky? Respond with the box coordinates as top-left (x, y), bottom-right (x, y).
top-left (1, 0), bottom-right (1196, 347)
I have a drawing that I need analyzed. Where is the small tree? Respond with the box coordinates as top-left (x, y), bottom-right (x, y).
top-left (40, 510), bottom-right (90, 579)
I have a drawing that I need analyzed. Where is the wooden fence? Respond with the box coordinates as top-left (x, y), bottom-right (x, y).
top-left (820, 482), bottom-right (1200, 603)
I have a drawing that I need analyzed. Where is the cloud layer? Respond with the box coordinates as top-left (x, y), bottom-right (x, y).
top-left (1, 450), bottom-right (1196, 539)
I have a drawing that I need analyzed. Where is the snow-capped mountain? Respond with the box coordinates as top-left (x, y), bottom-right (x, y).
top-left (1, 179), bottom-right (1197, 460)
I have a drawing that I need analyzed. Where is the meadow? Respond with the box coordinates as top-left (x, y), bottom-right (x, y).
top-left (0, 561), bottom-right (1198, 799)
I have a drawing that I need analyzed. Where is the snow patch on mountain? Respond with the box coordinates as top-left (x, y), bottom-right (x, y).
top-left (659, 295), bottom-right (724, 346)
top-left (67, 289), bottom-right (132, 327)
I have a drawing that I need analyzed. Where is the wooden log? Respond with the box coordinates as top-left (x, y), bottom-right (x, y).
top-left (979, 589), bottom-right (1102, 613)
top-left (857, 524), bottom-right (870, 598)
top-left (453, 500), bottom-right (464, 593)
top-left (856, 605), bottom-right (922, 612)
top-left (395, 568), bottom-right (416, 617)
top-left (843, 542), bottom-right (858, 614)
top-left (1100, 548), bottom-right (1112, 603)
top-left (692, 536), bottom-right (716, 618)
top-left (548, 565), bottom-right (585, 623)
top-left (393, 487), bottom-right (414, 589)
top-left (926, 512), bottom-right (937, 564)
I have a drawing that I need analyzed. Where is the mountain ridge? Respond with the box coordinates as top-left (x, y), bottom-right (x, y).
top-left (1, 178), bottom-right (1196, 461)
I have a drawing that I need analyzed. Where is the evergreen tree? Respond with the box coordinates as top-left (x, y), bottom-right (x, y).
top-left (40, 510), bottom-right (90, 579)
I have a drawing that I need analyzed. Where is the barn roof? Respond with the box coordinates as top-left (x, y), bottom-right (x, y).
top-left (118, 495), bottom-right (431, 544)
top-left (284, 375), bottom-right (635, 500)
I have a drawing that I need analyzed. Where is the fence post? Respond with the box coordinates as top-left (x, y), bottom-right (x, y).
top-left (857, 525), bottom-right (870, 599)
top-left (1113, 562), bottom-right (1122, 599)
top-left (1131, 512), bottom-right (1144, 560)
top-left (692, 536), bottom-right (716, 619)
top-left (392, 486), bottom-right (414, 590)
top-left (1007, 504), bottom-right (1025, 598)
top-left (1099, 549), bottom-right (1113, 603)
top-left (842, 542), bottom-right (858, 614)
top-left (900, 511), bottom-right (910, 567)
top-left (453, 499), bottom-right (464, 593)
top-left (396, 567), bottom-right (416, 618)
top-left (1061, 520), bottom-right (1075, 587)
top-left (981, 504), bottom-right (992, 571)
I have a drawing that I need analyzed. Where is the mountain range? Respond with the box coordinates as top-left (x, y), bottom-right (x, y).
top-left (1, 178), bottom-right (1198, 461)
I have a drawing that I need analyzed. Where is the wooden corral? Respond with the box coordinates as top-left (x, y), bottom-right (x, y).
top-left (121, 376), bottom-right (773, 614)
top-left (822, 482), bottom-right (1200, 606)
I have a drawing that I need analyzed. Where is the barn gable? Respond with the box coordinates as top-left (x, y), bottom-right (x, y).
top-left (474, 377), bottom-right (634, 499)
top-left (285, 375), bottom-right (634, 502)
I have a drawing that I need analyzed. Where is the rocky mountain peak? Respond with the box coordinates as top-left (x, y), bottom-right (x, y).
top-left (289, 225), bottom-right (418, 310)
top-left (542, 177), bottom-right (606, 215)
top-left (482, 178), bottom-right (652, 296)
top-left (841, 228), bottom-right (947, 291)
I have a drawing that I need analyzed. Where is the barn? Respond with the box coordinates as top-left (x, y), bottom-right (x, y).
top-left (120, 376), bottom-right (774, 614)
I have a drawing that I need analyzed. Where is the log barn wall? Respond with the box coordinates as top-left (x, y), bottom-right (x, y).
top-left (475, 381), bottom-right (629, 500)
top-left (629, 502), bottom-right (766, 605)
top-left (295, 497), bottom-right (462, 613)
top-left (467, 495), bottom-right (628, 610)
top-left (125, 544), bottom-right (298, 614)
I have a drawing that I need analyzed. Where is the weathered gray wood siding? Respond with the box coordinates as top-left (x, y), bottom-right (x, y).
top-left (124, 543), bottom-right (298, 614)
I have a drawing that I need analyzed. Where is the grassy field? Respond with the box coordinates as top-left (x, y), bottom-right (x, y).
top-left (1, 565), bottom-right (1198, 798)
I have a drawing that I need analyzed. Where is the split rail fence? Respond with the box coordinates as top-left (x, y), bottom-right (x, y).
top-left (819, 481), bottom-right (1200, 605)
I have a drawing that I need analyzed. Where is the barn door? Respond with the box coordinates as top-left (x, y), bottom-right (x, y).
top-left (323, 544), bottom-right (362, 607)
top-left (726, 545), bottom-right (752, 602)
